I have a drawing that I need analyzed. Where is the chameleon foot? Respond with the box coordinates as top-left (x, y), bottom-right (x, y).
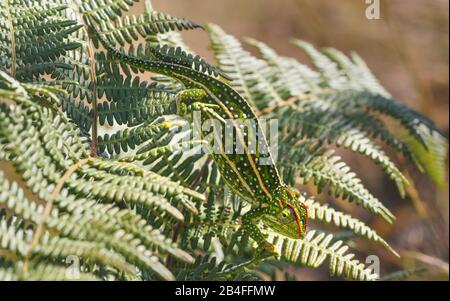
top-left (255, 241), bottom-right (278, 257)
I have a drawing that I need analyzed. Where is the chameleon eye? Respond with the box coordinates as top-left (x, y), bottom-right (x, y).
top-left (278, 208), bottom-right (294, 224)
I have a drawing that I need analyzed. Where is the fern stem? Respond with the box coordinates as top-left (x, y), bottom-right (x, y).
top-left (87, 38), bottom-right (99, 156)
top-left (4, 0), bottom-right (16, 78)
top-left (165, 158), bottom-right (212, 269)
top-left (67, 0), bottom-right (100, 156)
top-left (402, 167), bottom-right (428, 220)
top-left (258, 95), bottom-right (299, 116)
top-left (258, 89), bottom-right (336, 115)
top-left (165, 209), bottom-right (185, 270)
top-left (22, 157), bottom-right (91, 274)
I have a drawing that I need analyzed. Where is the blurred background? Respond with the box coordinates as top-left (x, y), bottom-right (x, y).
top-left (142, 0), bottom-right (449, 280)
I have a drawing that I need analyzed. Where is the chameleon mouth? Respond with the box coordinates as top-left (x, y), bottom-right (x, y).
top-left (300, 202), bottom-right (309, 233)
top-left (285, 190), bottom-right (307, 238)
top-left (284, 202), bottom-right (304, 238)
top-left (262, 214), bottom-right (301, 239)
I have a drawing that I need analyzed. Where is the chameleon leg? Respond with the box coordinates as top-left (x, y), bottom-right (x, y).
top-left (242, 207), bottom-right (278, 255)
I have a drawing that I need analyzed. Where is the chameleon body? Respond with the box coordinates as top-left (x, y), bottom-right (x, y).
top-left (97, 35), bottom-right (308, 253)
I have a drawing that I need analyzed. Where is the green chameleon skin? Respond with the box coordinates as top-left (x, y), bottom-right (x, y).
top-left (97, 35), bottom-right (308, 253)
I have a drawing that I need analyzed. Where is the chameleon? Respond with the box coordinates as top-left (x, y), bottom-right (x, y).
top-left (96, 34), bottom-right (308, 254)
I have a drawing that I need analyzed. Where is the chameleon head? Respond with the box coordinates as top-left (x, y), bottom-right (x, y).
top-left (262, 186), bottom-right (308, 239)
top-left (176, 89), bottom-right (207, 115)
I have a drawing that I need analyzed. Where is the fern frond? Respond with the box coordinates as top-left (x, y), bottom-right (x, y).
top-left (0, 175), bottom-right (136, 279)
top-left (0, 157), bottom-right (194, 280)
top-left (61, 95), bottom-right (93, 132)
top-left (96, 12), bottom-right (201, 46)
top-left (142, 142), bottom-right (214, 188)
top-left (322, 48), bottom-right (390, 96)
top-left (281, 89), bottom-right (447, 187)
top-left (98, 120), bottom-right (178, 155)
top-left (291, 39), bottom-right (390, 95)
top-left (79, 0), bottom-right (141, 24)
top-left (0, 219), bottom-right (31, 259)
top-left (98, 88), bottom-right (178, 127)
top-left (246, 38), bottom-right (321, 96)
top-left (278, 107), bottom-right (408, 195)
top-left (34, 234), bottom-right (139, 279)
top-left (304, 198), bottom-right (399, 257)
top-left (335, 128), bottom-right (408, 195)
top-left (331, 90), bottom-right (447, 186)
top-left (301, 150), bottom-right (395, 223)
top-left (86, 158), bottom-right (205, 203)
top-left (23, 263), bottom-right (99, 281)
top-left (207, 24), bottom-right (284, 109)
top-left (0, 0), bottom-right (83, 80)
top-left (55, 195), bottom-right (194, 264)
top-left (279, 141), bottom-right (395, 223)
top-left (266, 230), bottom-right (379, 281)
top-left (0, 74), bottom-right (208, 280)
top-left (291, 39), bottom-right (349, 90)
top-left (96, 74), bottom-right (150, 102)
top-left (401, 127), bottom-right (448, 189)
top-left (176, 254), bottom-right (264, 281)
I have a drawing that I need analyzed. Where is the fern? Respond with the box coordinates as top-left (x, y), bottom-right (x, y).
top-left (266, 230), bottom-right (378, 281)
top-left (0, 0), bottom-right (447, 281)
top-left (304, 198), bottom-right (398, 257)
top-left (0, 71), bottom-right (201, 280)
